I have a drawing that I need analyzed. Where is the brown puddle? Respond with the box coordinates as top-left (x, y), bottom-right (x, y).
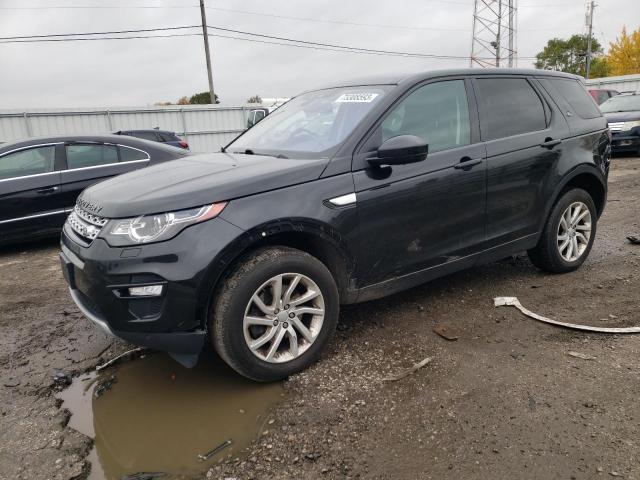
top-left (57, 352), bottom-right (284, 479)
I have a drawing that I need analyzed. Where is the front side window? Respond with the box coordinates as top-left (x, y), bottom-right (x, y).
top-left (0, 145), bottom-right (56, 180)
top-left (379, 80), bottom-right (470, 153)
top-left (229, 85), bottom-right (393, 158)
top-left (66, 144), bottom-right (118, 170)
top-left (477, 78), bottom-right (547, 140)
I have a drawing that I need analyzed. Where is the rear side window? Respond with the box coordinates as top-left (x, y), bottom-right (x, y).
top-left (476, 78), bottom-right (547, 140)
top-left (119, 146), bottom-right (149, 162)
top-left (547, 79), bottom-right (601, 119)
top-left (66, 144), bottom-right (118, 169)
top-left (0, 145), bottom-right (56, 180)
top-left (131, 131), bottom-right (159, 142)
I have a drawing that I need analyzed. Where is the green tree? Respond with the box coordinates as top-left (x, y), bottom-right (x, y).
top-left (189, 91), bottom-right (220, 104)
top-left (247, 95), bottom-right (262, 104)
top-left (535, 34), bottom-right (604, 76)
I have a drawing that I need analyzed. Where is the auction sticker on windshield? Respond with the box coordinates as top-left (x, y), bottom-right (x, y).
top-left (335, 93), bottom-right (380, 103)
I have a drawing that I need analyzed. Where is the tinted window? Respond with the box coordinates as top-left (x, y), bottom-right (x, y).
top-left (131, 131), bottom-right (159, 141)
top-left (596, 91), bottom-right (609, 105)
top-left (476, 78), bottom-right (546, 140)
top-left (119, 146), bottom-right (149, 162)
top-left (547, 78), bottom-right (601, 119)
top-left (379, 80), bottom-right (470, 153)
top-left (0, 145), bottom-right (56, 180)
top-left (158, 132), bottom-right (177, 142)
top-left (66, 144), bottom-right (118, 169)
top-left (254, 110), bottom-right (266, 122)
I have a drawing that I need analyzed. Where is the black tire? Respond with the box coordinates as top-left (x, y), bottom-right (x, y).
top-left (527, 188), bottom-right (597, 273)
top-left (210, 246), bottom-right (339, 382)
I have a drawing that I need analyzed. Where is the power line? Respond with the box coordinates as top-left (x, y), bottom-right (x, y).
top-left (205, 25), bottom-right (467, 60)
top-left (0, 23), bottom-right (538, 60)
top-left (0, 25), bottom-right (200, 41)
top-left (0, 33), bottom-right (201, 44)
top-left (204, 6), bottom-right (470, 31)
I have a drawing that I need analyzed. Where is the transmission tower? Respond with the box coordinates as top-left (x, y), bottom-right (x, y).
top-left (470, 0), bottom-right (518, 68)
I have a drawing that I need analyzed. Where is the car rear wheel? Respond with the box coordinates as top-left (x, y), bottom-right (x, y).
top-left (528, 188), bottom-right (597, 273)
top-left (211, 246), bottom-right (339, 381)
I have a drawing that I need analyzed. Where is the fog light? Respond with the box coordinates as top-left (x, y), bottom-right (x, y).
top-left (128, 285), bottom-right (163, 297)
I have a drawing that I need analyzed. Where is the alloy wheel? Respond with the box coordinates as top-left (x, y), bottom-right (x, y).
top-left (243, 273), bottom-right (325, 363)
top-left (557, 201), bottom-right (592, 262)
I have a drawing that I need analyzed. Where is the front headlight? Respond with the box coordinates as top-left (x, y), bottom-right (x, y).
top-left (622, 120), bottom-right (640, 131)
top-left (101, 202), bottom-right (227, 246)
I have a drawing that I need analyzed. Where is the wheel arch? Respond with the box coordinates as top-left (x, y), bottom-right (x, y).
top-left (540, 165), bottom-right (607, 234)
top-left (195, 218), bottom-right (356, 330)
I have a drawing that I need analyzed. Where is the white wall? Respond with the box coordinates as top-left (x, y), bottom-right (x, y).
top-left (0, 104), bottom-right (256, 152)
top-left (586, 73), bottom-right (640, 93)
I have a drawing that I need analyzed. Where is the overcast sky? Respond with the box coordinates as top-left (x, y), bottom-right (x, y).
top-left (0, 0), bottom-right (637, 109)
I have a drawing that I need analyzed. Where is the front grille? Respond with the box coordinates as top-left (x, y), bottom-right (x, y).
top-left (67, 205), bottom-right (108, 243)
top-left (608, 122), bottom-right (624, 133)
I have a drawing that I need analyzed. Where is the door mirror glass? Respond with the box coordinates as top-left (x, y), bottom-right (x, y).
top-left (369, 135), bottom-right (428, 166)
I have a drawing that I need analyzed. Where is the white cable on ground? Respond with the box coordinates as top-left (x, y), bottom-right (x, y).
top-left (494, 297), bottom-right (640, 334)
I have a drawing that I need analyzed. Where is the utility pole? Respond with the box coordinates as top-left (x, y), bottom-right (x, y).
top-left (585, 0), bottom-right (595, 79)
top-left (200, 0), bottom-right (216, 103)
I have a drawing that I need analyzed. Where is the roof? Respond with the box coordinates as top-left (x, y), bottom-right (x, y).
top-left (0, 134), bottom-right (178, 154)
top-left (309, 68), bottom-right (581, 91)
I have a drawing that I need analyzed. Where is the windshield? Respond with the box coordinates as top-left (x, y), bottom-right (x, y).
top-left (600, 94), bottom-right (640, 113)
top-left (228, 85), bottom-right (393, 158)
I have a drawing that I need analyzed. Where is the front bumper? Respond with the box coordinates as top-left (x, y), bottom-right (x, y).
top-left (60, 217), bottom-right (245, 366)
top-left (611, 132), bottom-right (640, 153)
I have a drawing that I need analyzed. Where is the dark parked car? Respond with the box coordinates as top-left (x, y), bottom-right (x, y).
top-left (588, 88), bottom-right (619, 105)
top-left (600, 92), bottom-right (640, 155)
top-left (115, 129), bottom-right (189, 150)
top-left (0, 135), bottom-right (189, 245)
top-left (60, 69), bottom-right (610, 381)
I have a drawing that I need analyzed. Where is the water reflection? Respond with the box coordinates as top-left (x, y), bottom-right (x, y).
top-left (58, 352), bottom-right (284, 479)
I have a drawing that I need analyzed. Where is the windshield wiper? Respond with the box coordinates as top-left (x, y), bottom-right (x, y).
top-left (231, 149), bottom-right (288, 159)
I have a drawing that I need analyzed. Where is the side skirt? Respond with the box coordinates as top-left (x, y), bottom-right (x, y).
top-left (351, 233), bottom-right (539, 304)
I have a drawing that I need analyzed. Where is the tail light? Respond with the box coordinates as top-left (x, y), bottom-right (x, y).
top-left (178, 140), bottom-right (189, 149)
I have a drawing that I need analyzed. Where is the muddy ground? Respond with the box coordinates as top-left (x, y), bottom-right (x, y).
top-left (1, 156), bottom-right (639, 480)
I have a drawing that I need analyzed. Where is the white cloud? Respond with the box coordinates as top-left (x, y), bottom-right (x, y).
top-left (0, 0), bottom-right (637, 108)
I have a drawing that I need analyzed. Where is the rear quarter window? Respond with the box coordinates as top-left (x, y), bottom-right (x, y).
top-left (545, 78), bottom-right (601, 119)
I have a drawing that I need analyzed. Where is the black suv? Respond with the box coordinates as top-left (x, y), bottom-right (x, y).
top-left (60, 69), bottom-right (610, 381)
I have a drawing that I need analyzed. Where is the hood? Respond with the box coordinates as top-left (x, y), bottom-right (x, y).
top-left (604, 111), bottom-right (640, 123)
top-left (78, 152), bottom-right (329, 218)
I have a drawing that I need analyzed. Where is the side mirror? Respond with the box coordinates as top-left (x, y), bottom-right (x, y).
top-left (368, 135), bottom-right (428, 167)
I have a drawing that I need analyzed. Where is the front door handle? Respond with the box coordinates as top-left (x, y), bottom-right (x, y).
top-left (454, 157), bottom-right (482, 170)
top-left (36, 186), bottom-right (59, 194)
top-left (540, 138), bottom-right (562, 149)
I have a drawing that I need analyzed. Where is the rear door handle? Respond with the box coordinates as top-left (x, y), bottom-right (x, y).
top-left (36, 186), bottom-right (59, 194)
top-left (540, 138), bottom-right (562, 149)
top-left (454, 157), bottom-right (483, 170)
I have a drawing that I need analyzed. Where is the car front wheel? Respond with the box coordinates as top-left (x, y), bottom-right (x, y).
top-left (211, 246), bottom-right (339, 381)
